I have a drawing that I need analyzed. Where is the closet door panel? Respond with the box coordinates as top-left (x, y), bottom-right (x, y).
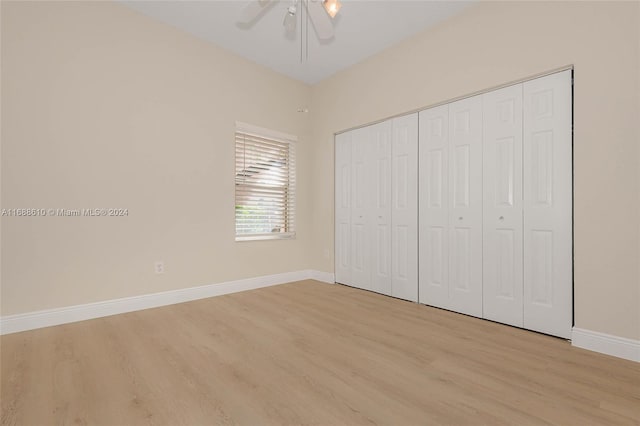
top-left (483, 84), bottom-right (524, 327)
top-left (523, 70), bottom-right (572, 338)
top-left (351, 127), bottom-right (372, 291)
top-left (370, 121), bottom-right (393, 296)
top-left (419, 105), bottom-right (449, 307)
top-left (335, 132), bottom-right (352, 285)
top-left (448, 95), bottom-right (483, 318)
top-left (392, 114), bottom-right (418, 302)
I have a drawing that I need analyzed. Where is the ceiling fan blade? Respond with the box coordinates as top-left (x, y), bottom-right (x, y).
top-left (238, 0), bottom-right (273, 24)
top-left (306, 1), bottom-right (334, 40)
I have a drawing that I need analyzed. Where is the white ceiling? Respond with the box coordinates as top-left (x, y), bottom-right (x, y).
top-left (121, 1), bottom-right (474, 85)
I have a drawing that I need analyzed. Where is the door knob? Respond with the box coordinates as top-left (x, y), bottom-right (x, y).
top-left (499, 216), bottom-right (504, 220)
top-left (458, 216), bottom-right (463, 220)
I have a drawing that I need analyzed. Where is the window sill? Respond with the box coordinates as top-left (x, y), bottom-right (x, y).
top-left (235, 232), bottom-right (296, 242)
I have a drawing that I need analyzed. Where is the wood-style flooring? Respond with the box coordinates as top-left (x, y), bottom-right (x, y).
top-left (2, 280), bottom-right (639, 425)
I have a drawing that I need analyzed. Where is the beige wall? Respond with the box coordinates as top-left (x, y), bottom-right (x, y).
top-left (310, 1), bottom-right (640, 340)
top-left (1, 1), bottom-right (313, 315)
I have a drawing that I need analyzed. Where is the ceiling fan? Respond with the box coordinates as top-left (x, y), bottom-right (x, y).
top-left (238, 0), bottom-right (342, 40)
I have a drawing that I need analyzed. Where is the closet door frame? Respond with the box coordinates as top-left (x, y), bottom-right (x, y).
top-left (334, 66), bottom-right (573, 339)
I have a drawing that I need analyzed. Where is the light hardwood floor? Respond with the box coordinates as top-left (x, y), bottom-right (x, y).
top-left (2, 280), bottom-right (639, 425)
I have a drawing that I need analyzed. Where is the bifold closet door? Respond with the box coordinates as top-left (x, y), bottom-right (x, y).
top-left (419, 105), bottom-right (449, 307)
top-left (338, 70), bottom-right (572, 338)
top-left (334, 132), bottom-right (352, 285)
top-left (335, 122), bottom-right (393, 295)
top-left (523, 70), bottom-right (572, 338)
top-left (483, 84), bottom-right (524, 328)
top-left (391, 114), bottom-right (418, 302)
top-left (335, 116), bottom-right (417, 299)
top-left (370, 121), bottom-right (393, 296)
top-left (419, 99), bottom-right (482, 316)
top-left (350, 127), bottom-right (372, 291)
top-left (448, 95), bottom-right (483, 317)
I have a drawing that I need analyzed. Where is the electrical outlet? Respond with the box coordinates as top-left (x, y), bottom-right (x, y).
top-left (154, 261), bottom-right (165, 274)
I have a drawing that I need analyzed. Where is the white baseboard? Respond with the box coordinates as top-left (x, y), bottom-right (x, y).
top-left (0, 269), bottom-right (333, 335)
top-left (308, 270), bottom-right (335, 284)
top-left (572, 327), bottom-right (640, 362)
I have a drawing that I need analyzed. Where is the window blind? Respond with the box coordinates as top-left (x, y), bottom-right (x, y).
top-left (235, 128), bottom-right (296, 241)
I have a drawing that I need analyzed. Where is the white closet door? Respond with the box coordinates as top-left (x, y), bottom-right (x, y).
top-left (448, 95), bottom-right (483, 318)
top-left (391, 114), bottom-right (418, 302)
top-left (370, 121), bottom-right (393, 296)
top-left (523, 70), bottom-right (572, 338)
top-left (335, 132), bottom-right (352, 285)
top-left (419, 105), bottom-right (449, 307)
top-left (351, 127), bottom-right (372, 291)
top-left (483, 84), bottom-right (524, 327)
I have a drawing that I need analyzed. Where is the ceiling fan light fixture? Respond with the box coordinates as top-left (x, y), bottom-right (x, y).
top-left (322, 0), bottom-right (341, 18)
top-left (283, 4), bottom-right (297, 32)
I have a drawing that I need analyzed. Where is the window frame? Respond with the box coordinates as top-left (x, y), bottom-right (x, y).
top-left (234, 121), bottom-right (296, 242)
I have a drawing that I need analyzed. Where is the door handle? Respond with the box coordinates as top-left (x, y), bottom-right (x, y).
top-left (458, 216), bottom-right (463, 220)
top-left (499, 216), bottom-right (504, 221)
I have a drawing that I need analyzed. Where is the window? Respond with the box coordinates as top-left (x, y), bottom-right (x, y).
top-left (235, 122), bottom-right (296, 241)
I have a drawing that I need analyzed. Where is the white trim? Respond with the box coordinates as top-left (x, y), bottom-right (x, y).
top-left (308, 270), bottom-right (335, 284)
top-left (0, 270), bottom-right (331, 335)
top-left (235, 232), bottom-right (296, 242)
top-left (572, 327), bottom-right (640, 362)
